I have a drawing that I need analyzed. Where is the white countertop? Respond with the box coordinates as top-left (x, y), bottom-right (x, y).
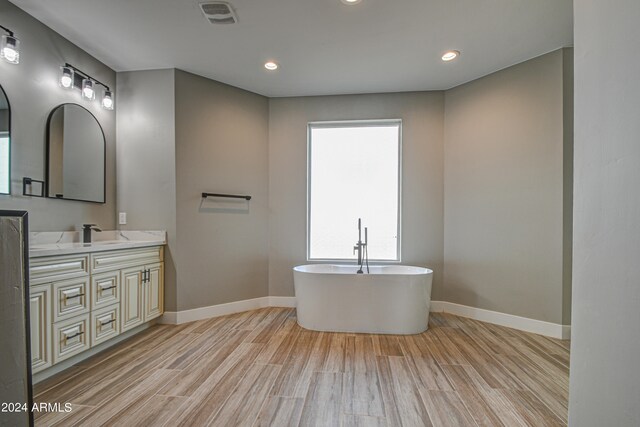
top-left (29, 230), bottom-right (166, 258)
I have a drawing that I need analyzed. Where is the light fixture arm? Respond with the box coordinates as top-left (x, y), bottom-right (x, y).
top-left (64, 62), bottom-right (111, 92)
top-left (0, 25), bottom-right (14, 37)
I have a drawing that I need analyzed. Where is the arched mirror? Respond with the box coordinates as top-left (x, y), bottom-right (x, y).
top-left (0, 85), bottom-right (10, 195)
top-left (46, 103), bottom-right (105, 203)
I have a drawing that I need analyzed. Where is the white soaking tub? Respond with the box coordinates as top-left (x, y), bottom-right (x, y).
top-left (293, 264), bottom-right (433, 335)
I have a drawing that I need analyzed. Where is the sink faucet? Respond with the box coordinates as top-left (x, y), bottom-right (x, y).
top-left (353, 218), bottom-right (369, 274)
top-left (82, 224), bottom-right (102, 243)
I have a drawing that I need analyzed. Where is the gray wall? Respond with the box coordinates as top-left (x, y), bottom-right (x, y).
top-left (0, 0), bottom-right (116, 231)
top-left (569, 0), bottom-right (640, 425)
top-left (174, 70), bottom-right (270, 310)
top-left (442, 50), bottom-right (572, 324)
top-left (116, 69), bottom-right (177, 311)
top-left (268, 92), bottom-right (445, 298)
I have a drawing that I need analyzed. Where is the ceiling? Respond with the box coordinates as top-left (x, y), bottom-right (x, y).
top-left (10, 0), bottom-right (573, 97)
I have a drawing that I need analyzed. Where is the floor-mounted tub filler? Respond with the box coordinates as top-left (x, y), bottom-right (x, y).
top-left (293, 264), bottom-right (433, 335)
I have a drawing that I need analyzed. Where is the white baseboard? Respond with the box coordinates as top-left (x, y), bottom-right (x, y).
top-left (160, 296), bottom-right (569, 339)
top-left (268, 296), bottom-right (297, 308)
top-left (430, 301), bottom-right (571, 340)
top-left (161, 296), bottom-right (298, 325)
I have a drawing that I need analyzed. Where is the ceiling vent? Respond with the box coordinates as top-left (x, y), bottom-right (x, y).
top-left (200, 2), bottom-right (238, 24)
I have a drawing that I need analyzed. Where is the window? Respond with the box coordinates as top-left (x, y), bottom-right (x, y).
top-left (307, 120), bottom-right (401, 261)
top-left (0, 133), bottom-right (8, 194)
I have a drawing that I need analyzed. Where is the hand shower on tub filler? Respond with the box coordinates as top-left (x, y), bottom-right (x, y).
top-left (353, 218), bottom-right (370, 274)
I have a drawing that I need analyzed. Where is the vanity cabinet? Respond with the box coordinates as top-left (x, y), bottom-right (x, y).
top-left (29, 246), bottom-right (164, 374)
top-left (121, 262), bottom-right (164, 332)
top-left (145, 263), bottom-right (164, 321)
top-left (52, 277), bottom-right (90, 322)
top-left (29, 284), bottom-right (52, 374)
top-left (52, 313), bottom-right (91, 363)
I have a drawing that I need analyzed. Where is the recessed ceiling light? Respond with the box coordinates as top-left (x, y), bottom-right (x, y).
top-left (340, 0), bottom-right (362, 5)
top-left (442, 50), bottom-right (460, 62)
top-left (264, 61), bottom-right (278, 71)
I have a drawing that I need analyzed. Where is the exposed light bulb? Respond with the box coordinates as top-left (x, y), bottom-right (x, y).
top-left (61, 75), bottom-right (72, 87)
top-left (441, 50), bottom-right (460, 62)
top-left (102, 90), bottom-right (114, 110)
top-left (60, 66), bottom-right (74, 89)
top-left (1, 35), bottom-right (20, 64)
top-left (264, 61), bottom-right (278, 71)
top-left (82, 78), bottom-right (95, 100)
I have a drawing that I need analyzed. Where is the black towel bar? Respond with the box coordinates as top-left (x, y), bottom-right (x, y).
top-left (202, 192), bottom-right (251, 201)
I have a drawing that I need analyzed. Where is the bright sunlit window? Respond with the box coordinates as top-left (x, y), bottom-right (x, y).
top-left (307, 120), bottom-right (401, 261)
top-left (0, 133), bottom-right (9, 194)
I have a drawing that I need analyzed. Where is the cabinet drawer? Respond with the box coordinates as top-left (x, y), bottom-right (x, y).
top-left (53, 314), bottom-right (90, 364)
top-left (91, 271), bottom-right (120, 310)
top-left (91, 247), bottom-right (163, 274)
top-left (30, 254), bottom-right (89, 285)
top-left (91, 304), bottom-right (120, 346)
top-left (53, 277), bottom-right (90, 322)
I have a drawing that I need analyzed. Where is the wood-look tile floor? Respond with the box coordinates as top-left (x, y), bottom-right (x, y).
top-left (34, 308), bottom-right (570, 427)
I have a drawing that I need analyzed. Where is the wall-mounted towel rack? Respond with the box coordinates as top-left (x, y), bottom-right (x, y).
top-left (202, 192), bottom-right (252, 201)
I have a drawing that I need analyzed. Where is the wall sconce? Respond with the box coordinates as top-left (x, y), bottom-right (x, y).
top-left (60, 63), bottom-right (114, 109)
top-left (101, 89), bottom-right (114, 110)
top-left (81, 78), bottom-right (95, 100)
top-left (0, 25), bottom-right (20, 65)
top-left (59, 66), bottom-right (74, 88)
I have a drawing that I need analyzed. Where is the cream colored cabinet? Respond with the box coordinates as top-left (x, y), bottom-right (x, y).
top-left (121, 266), bottom-right (144, 332)
top-left (30, 245), bottom-right (164, 374)
top-left (91, 270), bottom-right (120, 310)
top-left (53, 277), bottom-right (90, 322)
top-left (29, 284), bottom-right (52, 374)
top-left (120, 262), bottom-right (164, 332)
top-left (91, 304), bottom-right (120, 346)
top-left (145, 263), bottom-right (164, 321)
top-left (52, 313), bottom-right (90, 363)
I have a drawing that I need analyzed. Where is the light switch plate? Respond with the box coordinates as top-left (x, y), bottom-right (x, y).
top-left (118, 212), bottom-right (127, 225)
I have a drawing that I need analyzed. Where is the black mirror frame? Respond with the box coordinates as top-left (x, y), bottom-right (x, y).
top-left (0, 84), bottom-right (11, 195)
top-left (45, 103), bottom-right (106, 204)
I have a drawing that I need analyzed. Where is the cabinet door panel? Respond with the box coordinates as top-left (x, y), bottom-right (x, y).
top-left (121, 267), bottom-right (144, 332)
top-left (30, 284), bottom-right (52, 374)
top-left (144, 263), bottom-right (164, 321)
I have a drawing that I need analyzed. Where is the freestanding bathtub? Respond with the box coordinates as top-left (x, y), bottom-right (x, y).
top-left (293, 264), bottom-right (433, 335)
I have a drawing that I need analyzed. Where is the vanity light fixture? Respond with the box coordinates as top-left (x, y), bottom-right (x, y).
top-left (82, 78), bottom-right (95, 100)
top-left (101, 89), bottom-right (114, 110)
top-left (340, 0), bottom-right (362, 4)
top-left (441, 50), bottom-right (460, 62)
top-left (59, 66), bottom-right (74, 89)
top-left (61, 63), bottom-right (114, 109)
top-left (264, 61), bottom-right (278, 71)
top-left (0, 25), bottom-right (20, 64)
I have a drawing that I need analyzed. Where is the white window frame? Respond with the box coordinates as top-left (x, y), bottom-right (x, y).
top-left (306, 119), bottom-right (402, 263)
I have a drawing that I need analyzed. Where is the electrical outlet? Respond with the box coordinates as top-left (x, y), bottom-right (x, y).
top-left (119, 212), bottom-right (127, 225)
